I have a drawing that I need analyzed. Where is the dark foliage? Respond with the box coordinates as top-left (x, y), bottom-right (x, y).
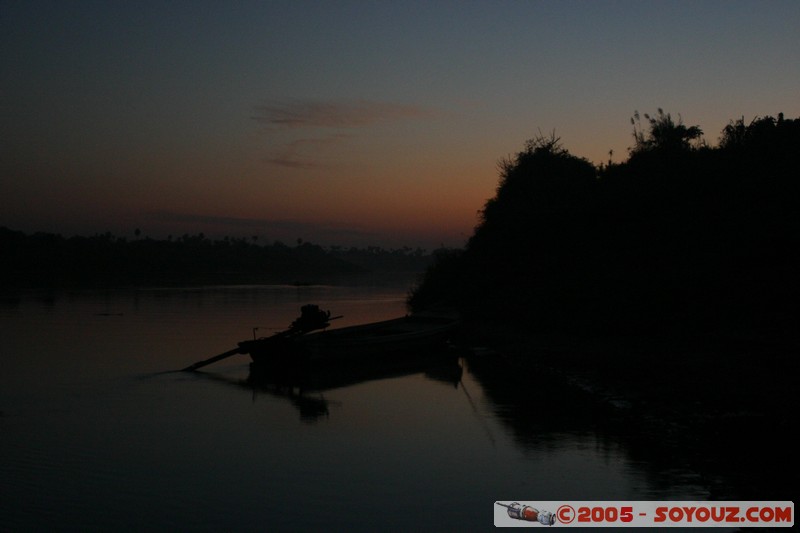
top-left (0, 230), bottom-right (435, 288)
top-left (410, 113), bottom-right (800, 349)
top-left (409, 113), bottom-right (798, 503)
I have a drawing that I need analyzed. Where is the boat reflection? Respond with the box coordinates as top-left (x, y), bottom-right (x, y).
top-left (198, 351), bottom-right (464, 423)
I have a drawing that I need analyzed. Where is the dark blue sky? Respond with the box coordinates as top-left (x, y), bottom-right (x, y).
top-left (2, 1), bottom-right (798, 247)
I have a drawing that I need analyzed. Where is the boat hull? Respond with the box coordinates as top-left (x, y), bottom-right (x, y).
top-left (244, 313), bottom-right (460, 370)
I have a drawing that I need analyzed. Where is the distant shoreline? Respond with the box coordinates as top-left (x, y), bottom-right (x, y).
top-left (0, 226), bottom-right (441, 291)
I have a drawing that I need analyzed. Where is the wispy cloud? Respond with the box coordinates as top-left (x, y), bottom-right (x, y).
top-left (252, 98), bottom-right (434, 129)
top-left (264, 135), bottom-right (351, 169)
top-left (252, 98), bottom-right (435, 170)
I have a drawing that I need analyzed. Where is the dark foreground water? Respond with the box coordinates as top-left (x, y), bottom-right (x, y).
top-left (0, 283), bottom-right (750, 531)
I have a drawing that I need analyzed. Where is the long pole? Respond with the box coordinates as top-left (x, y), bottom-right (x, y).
top-left (181, 346), bottom-right (243, 372)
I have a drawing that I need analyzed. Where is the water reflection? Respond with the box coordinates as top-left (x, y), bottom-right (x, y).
top-left (463, 351), bottom-right (779, 504)
top-left (0, 286), bottom-right (774, 531)
top-left (195, 354), bottom-right (465, 423)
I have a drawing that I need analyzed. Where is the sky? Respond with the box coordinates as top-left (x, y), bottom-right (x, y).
top-left (2, 1), bottom-right (799, 249)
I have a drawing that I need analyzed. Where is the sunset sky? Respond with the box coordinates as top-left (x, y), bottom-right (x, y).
top-left (2, 1), bottom-right (799, 248)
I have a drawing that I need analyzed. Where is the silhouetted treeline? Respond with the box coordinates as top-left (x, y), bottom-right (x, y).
top-left (409, 111), bottom-right (797, 504)
top-left (0, 229), bottom-right (436, 288)
top-left (410, 111), bottom-right (800, 347)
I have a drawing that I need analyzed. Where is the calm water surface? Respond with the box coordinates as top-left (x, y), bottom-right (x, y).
top-left (1, 283), bottom-right (737, 531)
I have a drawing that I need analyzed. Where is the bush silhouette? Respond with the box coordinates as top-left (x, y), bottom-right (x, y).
top-left (410, 112), bottom-right (800, 347)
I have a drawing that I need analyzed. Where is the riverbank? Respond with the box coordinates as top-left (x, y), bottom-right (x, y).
top-left (458, 321), bottom-right (795, 502)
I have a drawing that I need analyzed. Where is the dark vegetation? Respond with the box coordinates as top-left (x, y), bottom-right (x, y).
top-left (411, 110), bottom-right (799, 347)
top-left (409, 111), bottom-right (798, 499)
top-left (0, 229), bottom-right (435, 288)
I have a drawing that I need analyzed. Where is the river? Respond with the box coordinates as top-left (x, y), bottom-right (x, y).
top-left (0, 282), bottom-right (755, 531)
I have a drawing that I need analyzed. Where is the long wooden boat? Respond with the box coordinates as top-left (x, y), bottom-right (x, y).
top-left (238, 309), bottom-right (461, 369)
